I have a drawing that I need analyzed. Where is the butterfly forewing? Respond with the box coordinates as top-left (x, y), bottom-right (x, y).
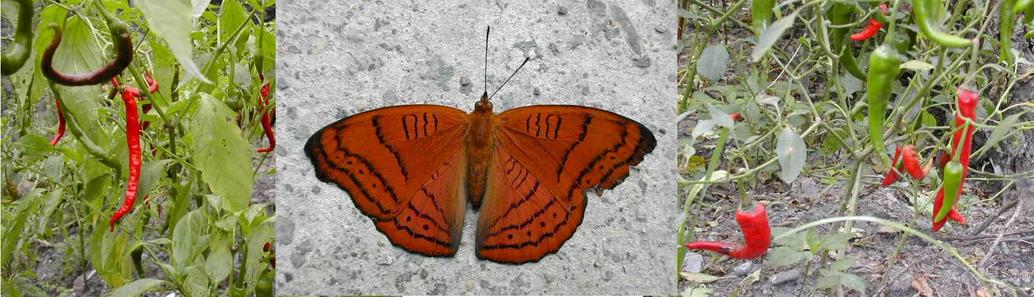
top-left (305, 105), bottom-right (470, 256)
top-left (474, 105), bottom-right (656, 263)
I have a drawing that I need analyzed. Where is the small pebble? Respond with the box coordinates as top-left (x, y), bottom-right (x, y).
top-left (769, 269), bottom-right (801, 285)
top-left (733, 262), bottom-right (753, 276)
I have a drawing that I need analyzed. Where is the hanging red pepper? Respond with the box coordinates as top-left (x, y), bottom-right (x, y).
top-left (881, 145), bottom-right (904, 186)
top-left (684, 202), bottom-right (771, 259)
top-left (140, 72), bottom-right (159, 130)
top-left (256, 76), bottom-right (275, 153)
top-left (850, 4), bottom-right (889, 41)
top-left (109, 79), bottom-right (143, 230)
top-left (850, 18), bottom-right (884, 41)
top-left (932, 88), bottom-right (979, 232)
top-left (901, 145), bottom-right (926, 180)
top-left (50, 99), bottom-right (66, 146)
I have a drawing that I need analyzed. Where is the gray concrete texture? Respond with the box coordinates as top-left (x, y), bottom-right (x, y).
top-left (275, 0), bottom-right (677, 295)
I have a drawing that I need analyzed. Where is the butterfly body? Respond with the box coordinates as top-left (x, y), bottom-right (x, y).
top-left (465, 96), bottom-right (497, 209)
top-left (306, 94), bottom-right (655, 264)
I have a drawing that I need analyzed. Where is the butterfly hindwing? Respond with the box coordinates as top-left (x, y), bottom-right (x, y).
top-left (305, 105), bottom-right (469, 256)
top-left (474, 105), bottom-right (656, 263)
top-left (475, 148), bottom-right (586, 263)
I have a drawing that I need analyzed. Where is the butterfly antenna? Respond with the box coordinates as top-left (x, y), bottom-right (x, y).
top-left (483, 26), bottom-right (490, 96)
top-left (488, 56), bottom-right (529, 101)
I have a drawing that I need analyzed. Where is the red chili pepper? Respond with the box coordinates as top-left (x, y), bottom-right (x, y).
top-left (256, 80), bottom-right (276, 153)
top-left (881, 145), bottom-right (903, 186)
top-left (145, 72), bottom-right (159, 93)
top-left (109, 80), bottom-right (143, 230)
top-left (140, 73), bottom-right (159, 130)
top-left (684, 202), bottom-right (771, 259)
top-left (932, 189), bottom-right (967, 232)
top-left (850, 18), bottom-right (884, 41)
top-left (901, 145), bottom-right (926, 180)
top-left (932, 88), bottom-right (979, 231)
top-left (50, 98), bottom-right (66, 146)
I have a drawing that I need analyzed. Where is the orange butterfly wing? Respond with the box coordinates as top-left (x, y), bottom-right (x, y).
top-left (305, 105), bottom-right (470, 256)
top-left (475, 105), bottom-right (656, 263)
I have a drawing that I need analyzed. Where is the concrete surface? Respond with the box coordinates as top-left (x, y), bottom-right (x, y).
top-left (275, 0), bottom-right (677, 295)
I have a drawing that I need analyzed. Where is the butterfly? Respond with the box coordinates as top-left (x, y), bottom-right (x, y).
top-left (304, 28), bottom-right (656, 264)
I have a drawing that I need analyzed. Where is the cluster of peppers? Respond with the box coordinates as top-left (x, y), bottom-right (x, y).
top-left (685, 1), bottom-right (999, 260)
top-left (32, 1), bottom-right (141, 230)
top-left (879, 89), bottom-right (978, 231)
top-left (828, 1), bottom-right (982, 231)
top-left (930, 89), bottom-right (980, 232)
top-left (256, 75), bottom-right (276, 153)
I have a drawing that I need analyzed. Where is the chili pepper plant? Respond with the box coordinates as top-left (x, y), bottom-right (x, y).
top-left (1, 0), bottom-right (277, 296)
top-left (677, 0), bottom-right (1034, 295)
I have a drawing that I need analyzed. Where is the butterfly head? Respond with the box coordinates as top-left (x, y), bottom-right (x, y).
top-left (475, 91), bottom-right (493, 112)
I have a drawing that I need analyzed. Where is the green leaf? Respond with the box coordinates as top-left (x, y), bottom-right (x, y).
top-left (191, 94), bottom-right (253, 212)
top-left (243, 222), bottom-right (273, 285)
top-left (751, 11), bottom-right (798, 62)
top-left (205, 234), bottom-right (232, 283)
top-left (138, 160), bottom-right (172, 200)
top-left (37, 189), bottom-right (66, 234)
top-left (776, 127), bottom-right (807, 183)
top-left (15, 134), bottom-right (54, 162)
top-left (680, 272), bottom-right (719, 283)
top-left (43, 155), bottom-right (65, 181)
top-left (107, 279), bottom-right (167, 297)
top-left (52, 15), bottom-right (103, 73)
top-left (2, 194), bottom-right (40, 267)
top-left (682, 286), bottom-right (714, 297)
top-left (135, 0), bottom-right (211, 83)
top-left (708, 105), bottom-right (733, 129)
top-left (981, 114), bottom-right (1019, 153)
top-left (840, 272), bottom-right (866, 294)
top-left (697, 44), bottom-right (729, 82)
top-left (767, 246), bottom-right (812, 267)
top-left (815, 272), bottom-right (841, 289)
top-left (172, 210), bottom-right (205, 268)
top-left (183, 265), bottom-right (211, 297)
top-left (830, 255), bottom-right (857, 272)
top-left (220, 0), bottom-right (247, 42)
top-left (820, 232), bottom-right (852, 251)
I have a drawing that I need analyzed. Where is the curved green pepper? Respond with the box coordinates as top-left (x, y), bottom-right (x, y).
top-left (1002, 0), bottom-right (1016, 66)
top-left (1, 0), bottom-right (34, 76)
top-left (1017, 0), bottom-right (1034, 27)
top-left (752, 0), bottom-right (776, 34)
top-left (865, 45), bottom-right (901, 165)
top-left (913, 0), bottom-right (971, 48)
top-left (934, 160), bottom-right (964, 221)
top-left (829, 2), bottom-right (867, 81)
top-left (255, 269), bottom-right (275, 297)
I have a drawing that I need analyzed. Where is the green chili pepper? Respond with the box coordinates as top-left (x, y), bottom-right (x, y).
top-left (1, 0), bottom-right (34, 76)
top-left (934, 160), bottom-right (964, 221)
top-left (1016, 0), bottom-right (1034, 15)
top-left (1016, 0), bottom-right (1034, 30)
top-left (829, 2), bottom-right (867, 81)
top-left (913, 0), bottom-right (971, 48)
top-left (865, 45), bottom-right (901, 165)
top-left (751, 0), bottom-right (776, 34)
top-left (1002, 0), bottom-right (1016, 66)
